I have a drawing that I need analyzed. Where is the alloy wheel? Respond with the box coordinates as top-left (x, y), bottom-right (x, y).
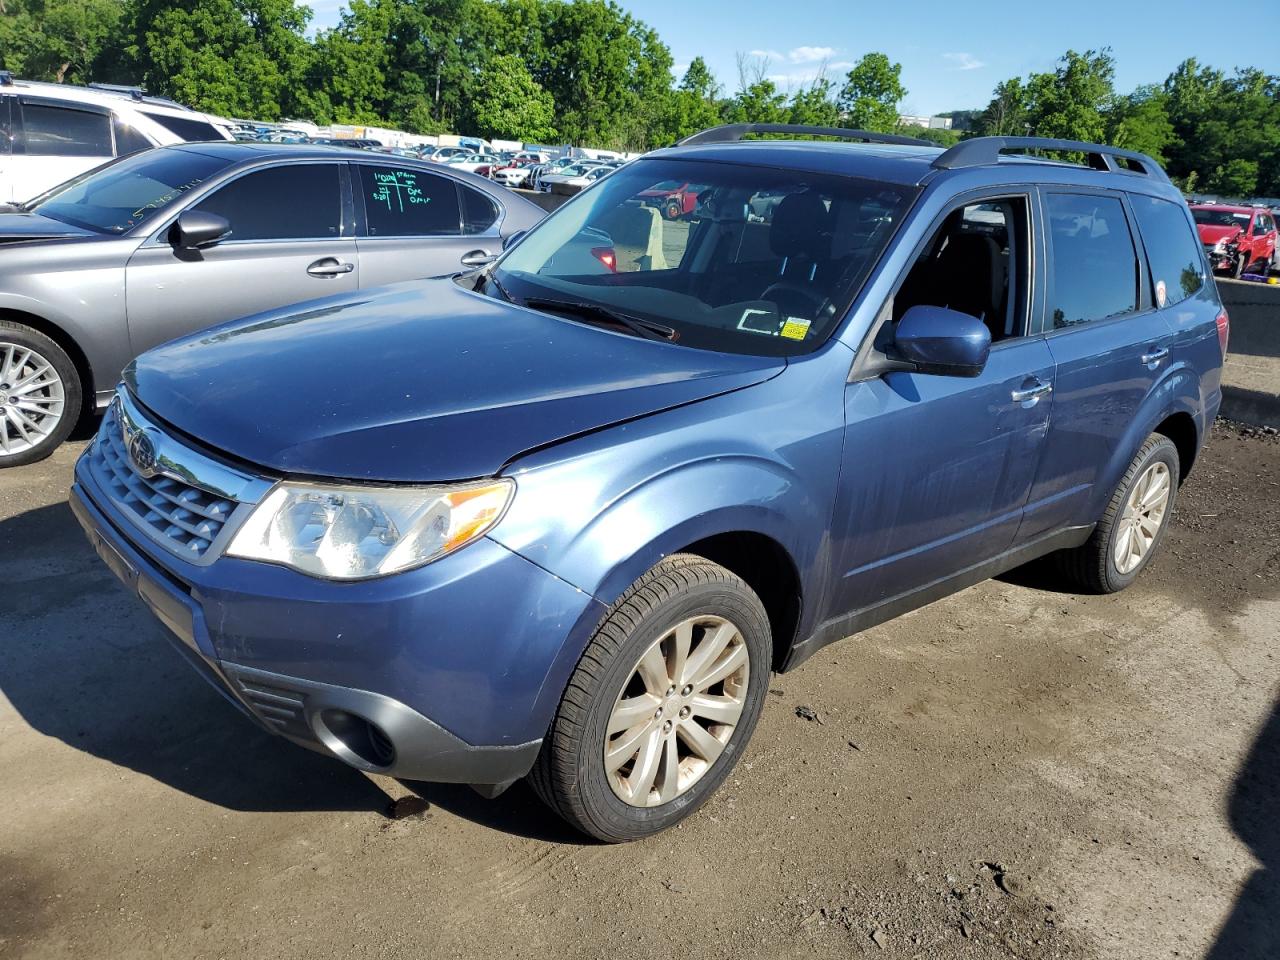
top-left (1114, 461), bottom-right (1172, 575)
top-left (0, 342), bottom-right (66, 458)
top-left (604, 615), bottom-right (750, 807)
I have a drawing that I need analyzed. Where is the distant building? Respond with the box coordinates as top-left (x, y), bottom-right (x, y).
top-left (899, 114), bottom-right (954, 130)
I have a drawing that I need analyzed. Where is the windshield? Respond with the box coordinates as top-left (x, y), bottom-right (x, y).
top-left (31, 149), bottom-right (232, 234)
top-left (492, 157), bottom-right (916, 357)
top-left (1193, 208), bottom-right (1251, 229)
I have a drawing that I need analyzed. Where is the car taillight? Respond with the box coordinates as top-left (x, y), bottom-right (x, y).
top-left (1216, 309), bottom-right (1229, 356)
top-left (591, 246), bottom-right (617, 272)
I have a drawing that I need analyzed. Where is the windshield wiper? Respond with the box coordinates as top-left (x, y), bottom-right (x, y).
top-left (522, 297), bottom-right (677, 342)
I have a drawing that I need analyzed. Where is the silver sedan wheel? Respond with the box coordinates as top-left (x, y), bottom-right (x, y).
top-left (1114, 461), bottom-right (1172, 574)
top-left (604, 615), bottom-right (750, 808)
top-left (0, 342), bottom-right (66, 458)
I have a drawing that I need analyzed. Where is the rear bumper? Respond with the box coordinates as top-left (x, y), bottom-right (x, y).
top-left (70, 455), bottom-right (601, 785)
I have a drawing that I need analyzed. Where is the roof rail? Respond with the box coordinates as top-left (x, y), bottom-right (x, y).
top-left (932, 135), bottom-right (1168, 181)
top-left (678, 123), bottom-right (934, 147)
top-left (88, 82), bottom-right (148, 101)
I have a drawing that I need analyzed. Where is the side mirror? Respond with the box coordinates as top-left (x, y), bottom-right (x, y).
top-left (894, 305), bottom-right (991, 378)
top-left (503, 230), bottom-right (527, 251)
top-left (169, 210), bottom-right (231, 251)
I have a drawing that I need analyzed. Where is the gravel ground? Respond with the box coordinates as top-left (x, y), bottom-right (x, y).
top-left (1, 422), bottom-right (1276, 960)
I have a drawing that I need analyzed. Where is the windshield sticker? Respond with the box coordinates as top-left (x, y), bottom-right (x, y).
top-left (780, 317), bottom-right (811, 340)
top-left (369, 170), bottom-right (430, 214)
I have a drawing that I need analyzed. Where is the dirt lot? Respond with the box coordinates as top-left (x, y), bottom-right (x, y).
top-left (1, 423), bottom-right (1277, 960)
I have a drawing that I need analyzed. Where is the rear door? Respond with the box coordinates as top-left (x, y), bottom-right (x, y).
top-left (1017, 189), bottom-right (1174, 539)
top-left (125, 161), bottom-right (358, 354)
top-left (352, 162), bottom-right (498, 284)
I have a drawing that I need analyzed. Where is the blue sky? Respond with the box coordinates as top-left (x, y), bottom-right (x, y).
top-left (305, 0), bottom-right (1279, 115)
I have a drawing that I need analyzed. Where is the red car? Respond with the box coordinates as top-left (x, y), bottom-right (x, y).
top-left (1191, 203), bottom-right (1277, 277)
top-left (637, 180), bottom-right (706, 220)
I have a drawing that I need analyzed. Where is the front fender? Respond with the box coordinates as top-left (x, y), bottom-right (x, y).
top-left (1089, 364), bottom-right (1202, 517)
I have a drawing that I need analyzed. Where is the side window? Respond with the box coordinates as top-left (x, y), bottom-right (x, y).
top-left (461, 186), bottom-right (498, 234)
top-left (112, 117), bottom-right (153, 157)
top-left (892, 197), bottom-right (1029, 342)
top-left (22, 102), bottom-right (112, 157)
top-left (140, 112), bottom-right (222, 142)
top-left (0, 98), bottom-right (12, 156)
top-left (1130, 195), bottom-right (1204, 307)
top-left (1045, 193), bottom-right (1138, 329)
top-left (358, 165), bottom-right (460, 237)
top-left (192, 164), bottom-right (341, 241)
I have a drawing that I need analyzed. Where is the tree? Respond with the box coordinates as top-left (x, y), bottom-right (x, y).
top-left (1022, 48), bottom-right (1115, 142)
top-left (788, 75), bottom-right (840, 127)
top-left (976, 78), bottom-right (1027, 136)
top-left (0, 0), bottom-right (124, 85)
top-left (470, 53), bottom-right (556, 141)
top-left (837, 52), bottom-right (906, 132)
top-left (1108, 85), bottom-right (1174, 163)
top-left (679, 55), bottom-right (718, 103)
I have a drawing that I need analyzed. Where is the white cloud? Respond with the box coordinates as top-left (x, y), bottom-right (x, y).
top-left (942, 52), bottom-right (986, 71)
top-left (788, 45), bottom-right (836, 64)
top-left (829, 61), bottom-right (854, 71)
top-left (749, 49), bottom-right (784, 62)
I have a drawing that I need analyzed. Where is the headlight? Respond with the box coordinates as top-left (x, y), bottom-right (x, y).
top-left (227, 479), bottom-right (514, 579)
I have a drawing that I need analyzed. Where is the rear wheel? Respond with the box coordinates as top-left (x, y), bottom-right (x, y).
top-left (0, 322), bottom-right (81, 468)
top-left (1055, 433), bottom-right (1180, 593)
top-left (529, 554), bottom-right (771, 842)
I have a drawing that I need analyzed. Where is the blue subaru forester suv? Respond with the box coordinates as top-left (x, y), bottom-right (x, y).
top-left (71, 125), bottom-right (1227, 841)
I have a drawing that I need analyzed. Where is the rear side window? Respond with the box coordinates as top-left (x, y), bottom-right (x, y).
top-left (193, 164), bottom-right (341, 241)
top-left (358, 165), bottom-right (460, 236)
top-left (461, 186), bottom-right (498, 234)
top-left (22, 102), bottom-right (112, 157)
top-left (141, 112), bottom-right (222, 142)
top-left (1045, 193), bottom-right (1138, 329)
top-left (112, 117), bottom-right (153, 157)
top-left (1130, 195), bottom-right (1204, 307)
top-left (0, 98), bottom-right (12, 156)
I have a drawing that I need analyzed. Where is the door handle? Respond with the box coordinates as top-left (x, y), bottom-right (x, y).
top-left (459, 248), bottom-right (497, 268)
top-left (1011, 379), bottom-right (1053, 404)
top-left (1141, 346), bottom-right (1169, 365)
top-left (307, 258), bottom-right (355, 277)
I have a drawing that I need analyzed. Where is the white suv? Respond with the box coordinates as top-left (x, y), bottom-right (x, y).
top-left (0, 74), bottom-right (232, 204)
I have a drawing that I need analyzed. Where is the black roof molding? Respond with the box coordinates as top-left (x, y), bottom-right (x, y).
top-left (678, 123), bottom-right (934, 148)
top-left (932, 135), bottom-right (1168, 181)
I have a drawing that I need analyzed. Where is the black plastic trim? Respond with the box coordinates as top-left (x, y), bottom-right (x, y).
top-left (678, 123), bottom-right (934, 147)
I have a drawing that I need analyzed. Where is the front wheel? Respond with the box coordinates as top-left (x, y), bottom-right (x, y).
top-left (0, 322), bottom-right (81, 467)
top-left (1055, 433), bottom-right (1180, 593)
top-left (529, 555), bottom-right (771, 841)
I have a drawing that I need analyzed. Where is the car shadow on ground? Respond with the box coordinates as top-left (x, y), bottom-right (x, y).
top-left (0, 499), bottom-right (576, 838)
top-left (1206, 696), bottom-right (1280, 958)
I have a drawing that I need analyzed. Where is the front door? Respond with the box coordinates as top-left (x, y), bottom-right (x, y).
top-left (125, 162), bottom-right (358, 355)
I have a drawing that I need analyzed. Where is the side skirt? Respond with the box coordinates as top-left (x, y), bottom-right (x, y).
top-left (782, 524), bottom-right (1094, 671)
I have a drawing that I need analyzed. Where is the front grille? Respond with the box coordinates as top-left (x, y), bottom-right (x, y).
top-left (89, 404), bottom-right (234, 558)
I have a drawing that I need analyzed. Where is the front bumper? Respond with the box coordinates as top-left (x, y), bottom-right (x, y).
top-left (71, 444), bottom-right (604, 786)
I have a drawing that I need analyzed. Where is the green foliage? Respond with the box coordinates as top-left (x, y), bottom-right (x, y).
top-left (788, 76), bottom-right (841, 128)
top-left (0, 0), bottom-right (124, 84)
top-left (1108, 85), bottom-right (1174, 164)
top-left (1023, 48), bottom-right (1115, 143)
top-left (975, 78), bottom-right (1027, 136)
top-left (838, 53), bottom-right (906, 132)
top-left (910, 126), bottom-right (961, 147)
top-left (470, 53), bottom-right (556, 141)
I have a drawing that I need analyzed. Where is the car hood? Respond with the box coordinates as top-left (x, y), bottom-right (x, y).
top-left (0, 212), bottom-right (97, 244)
top-left (127, 280), bottom-right (784, 482)
top-left (1196, 224), bottom-right (1243, 244)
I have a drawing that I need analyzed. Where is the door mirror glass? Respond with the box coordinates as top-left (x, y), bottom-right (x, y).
top-left (894, 305), bottom-right (991, 377)
top-left (169, 210), bottom-right (231, 251)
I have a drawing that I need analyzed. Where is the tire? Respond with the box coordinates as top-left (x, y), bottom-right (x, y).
top-left (1055, 433), bottom-right (1180, 594)
top-left (664, 198), bottom-right (683, 221)
top-left (0, 321), bottom-right (81, 468)
top-left (529, 554), bottom-right (771, 842)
